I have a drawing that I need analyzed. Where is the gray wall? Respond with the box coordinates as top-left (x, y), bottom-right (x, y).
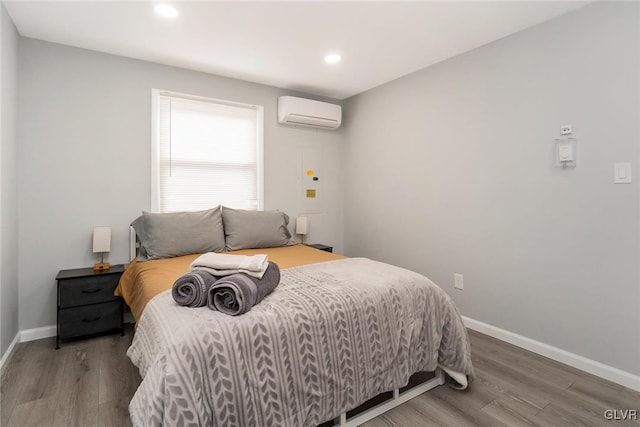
top-left (344, 1), bottom-right (640, 375)
top-left (1, 4), bottom-right (19, 357)
top-left (18, 39), bottom-right (344, 331)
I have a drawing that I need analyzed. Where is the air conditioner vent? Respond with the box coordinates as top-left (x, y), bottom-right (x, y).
top-left (278, 96), bottom-right (342, 130)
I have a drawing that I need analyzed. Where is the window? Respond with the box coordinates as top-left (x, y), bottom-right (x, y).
top-left (152, 90), bottom-right (263, 213)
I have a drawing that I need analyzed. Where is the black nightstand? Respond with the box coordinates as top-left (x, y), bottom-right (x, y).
top-left (56, 264), bottom-right (125, 349)
top-left (309, 243), bottom-right (333, 253)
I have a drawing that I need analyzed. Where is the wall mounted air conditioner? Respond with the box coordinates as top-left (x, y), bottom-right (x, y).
top-left (278, 96), bottom-right (342, 130)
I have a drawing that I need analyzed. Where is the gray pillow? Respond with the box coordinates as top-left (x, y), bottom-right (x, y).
top-left (131, 215), bottom-right (149, 260)
top-left (132, 207), bottom-right (225, 260)
top-left (222, 207), bottom-right (293, 251)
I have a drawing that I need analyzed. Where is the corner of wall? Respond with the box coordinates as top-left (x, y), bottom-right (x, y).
top-left (0, 1), bottom-right (21, 357)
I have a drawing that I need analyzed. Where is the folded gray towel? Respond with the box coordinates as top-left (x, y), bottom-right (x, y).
top-left (207, 261), bottom-right (280, 315)
top-left (172, 270), bottom-right (219, 307)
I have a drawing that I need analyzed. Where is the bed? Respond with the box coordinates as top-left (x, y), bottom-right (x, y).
top-left (117, 208), bottom-right (475, 427)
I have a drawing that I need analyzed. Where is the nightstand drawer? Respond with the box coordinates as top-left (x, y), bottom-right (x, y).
top-left (59, 275), bottom-right (119, 308)
top-left (58, 301), bottom-right (122, 338)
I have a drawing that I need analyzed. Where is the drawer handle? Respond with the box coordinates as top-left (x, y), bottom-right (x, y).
top-left (81, 288), bottom-right (101, 294)
top-left (81, 316), bottom-right (101, 323)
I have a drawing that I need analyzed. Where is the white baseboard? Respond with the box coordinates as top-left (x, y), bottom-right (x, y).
top-left (0, 332), bottom-right (20, 372)
top-left (20, 325), bottom-right (56, 342)
top-left (1, 325), bottom-right (56, 372)
top-left (462, 316), bottom-right (640, 392)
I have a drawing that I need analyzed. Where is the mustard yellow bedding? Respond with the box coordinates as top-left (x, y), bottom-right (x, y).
top-left (115, 244), bottom-right (345, 322)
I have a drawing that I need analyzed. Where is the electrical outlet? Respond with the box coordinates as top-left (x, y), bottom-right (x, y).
top-left (560, 125), bottom-right (572, 135)
top-left (454, 274), bottom-right (464, 290)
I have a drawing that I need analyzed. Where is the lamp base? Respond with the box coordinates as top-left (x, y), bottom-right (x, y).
top-left (93, 262), bottom-right (110, 272)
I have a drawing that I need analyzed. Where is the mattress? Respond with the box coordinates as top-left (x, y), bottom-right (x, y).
top-left (115, 244), bottom-right (345, 322)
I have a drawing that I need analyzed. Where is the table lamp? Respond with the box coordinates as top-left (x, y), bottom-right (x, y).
top-left (93, 226), bottom-right (111, 271)
top-left (296, 217), bottom-right (308, 244)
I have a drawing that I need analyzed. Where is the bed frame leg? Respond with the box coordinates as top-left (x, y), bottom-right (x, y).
top-left (436, 367), bottom-right (445, 385)
top-left (338, 412), bottom-right (347, 425)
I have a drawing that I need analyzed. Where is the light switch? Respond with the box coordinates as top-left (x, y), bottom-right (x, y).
top-left (614, 163), bottom-right (632, 184)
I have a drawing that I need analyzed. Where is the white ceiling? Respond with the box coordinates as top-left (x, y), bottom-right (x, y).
top-left (5, 1), bottom-right (589, 100)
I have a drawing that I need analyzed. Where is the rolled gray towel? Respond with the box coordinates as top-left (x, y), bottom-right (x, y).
top-left (207, 261), bottom-right (280, 315)
top-left (172, 270), bottom-right (219, 307)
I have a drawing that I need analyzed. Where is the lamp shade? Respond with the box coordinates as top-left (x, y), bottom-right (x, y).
top-left (295, 217), bottom-right (308, 235)
top-left (93, 226), bottom-right (111, 253)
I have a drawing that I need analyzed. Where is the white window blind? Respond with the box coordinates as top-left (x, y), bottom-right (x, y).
top-left (154, 92), bottom-right (263, 213)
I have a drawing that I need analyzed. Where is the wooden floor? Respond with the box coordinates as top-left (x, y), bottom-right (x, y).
top-left (1, 326), bottom-right (638, 427)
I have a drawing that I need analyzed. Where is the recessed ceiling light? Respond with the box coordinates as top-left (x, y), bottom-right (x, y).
top-left (324, 53), bottom-right (342, 64)
top-left (154, 4), bottom-right (179, 19)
